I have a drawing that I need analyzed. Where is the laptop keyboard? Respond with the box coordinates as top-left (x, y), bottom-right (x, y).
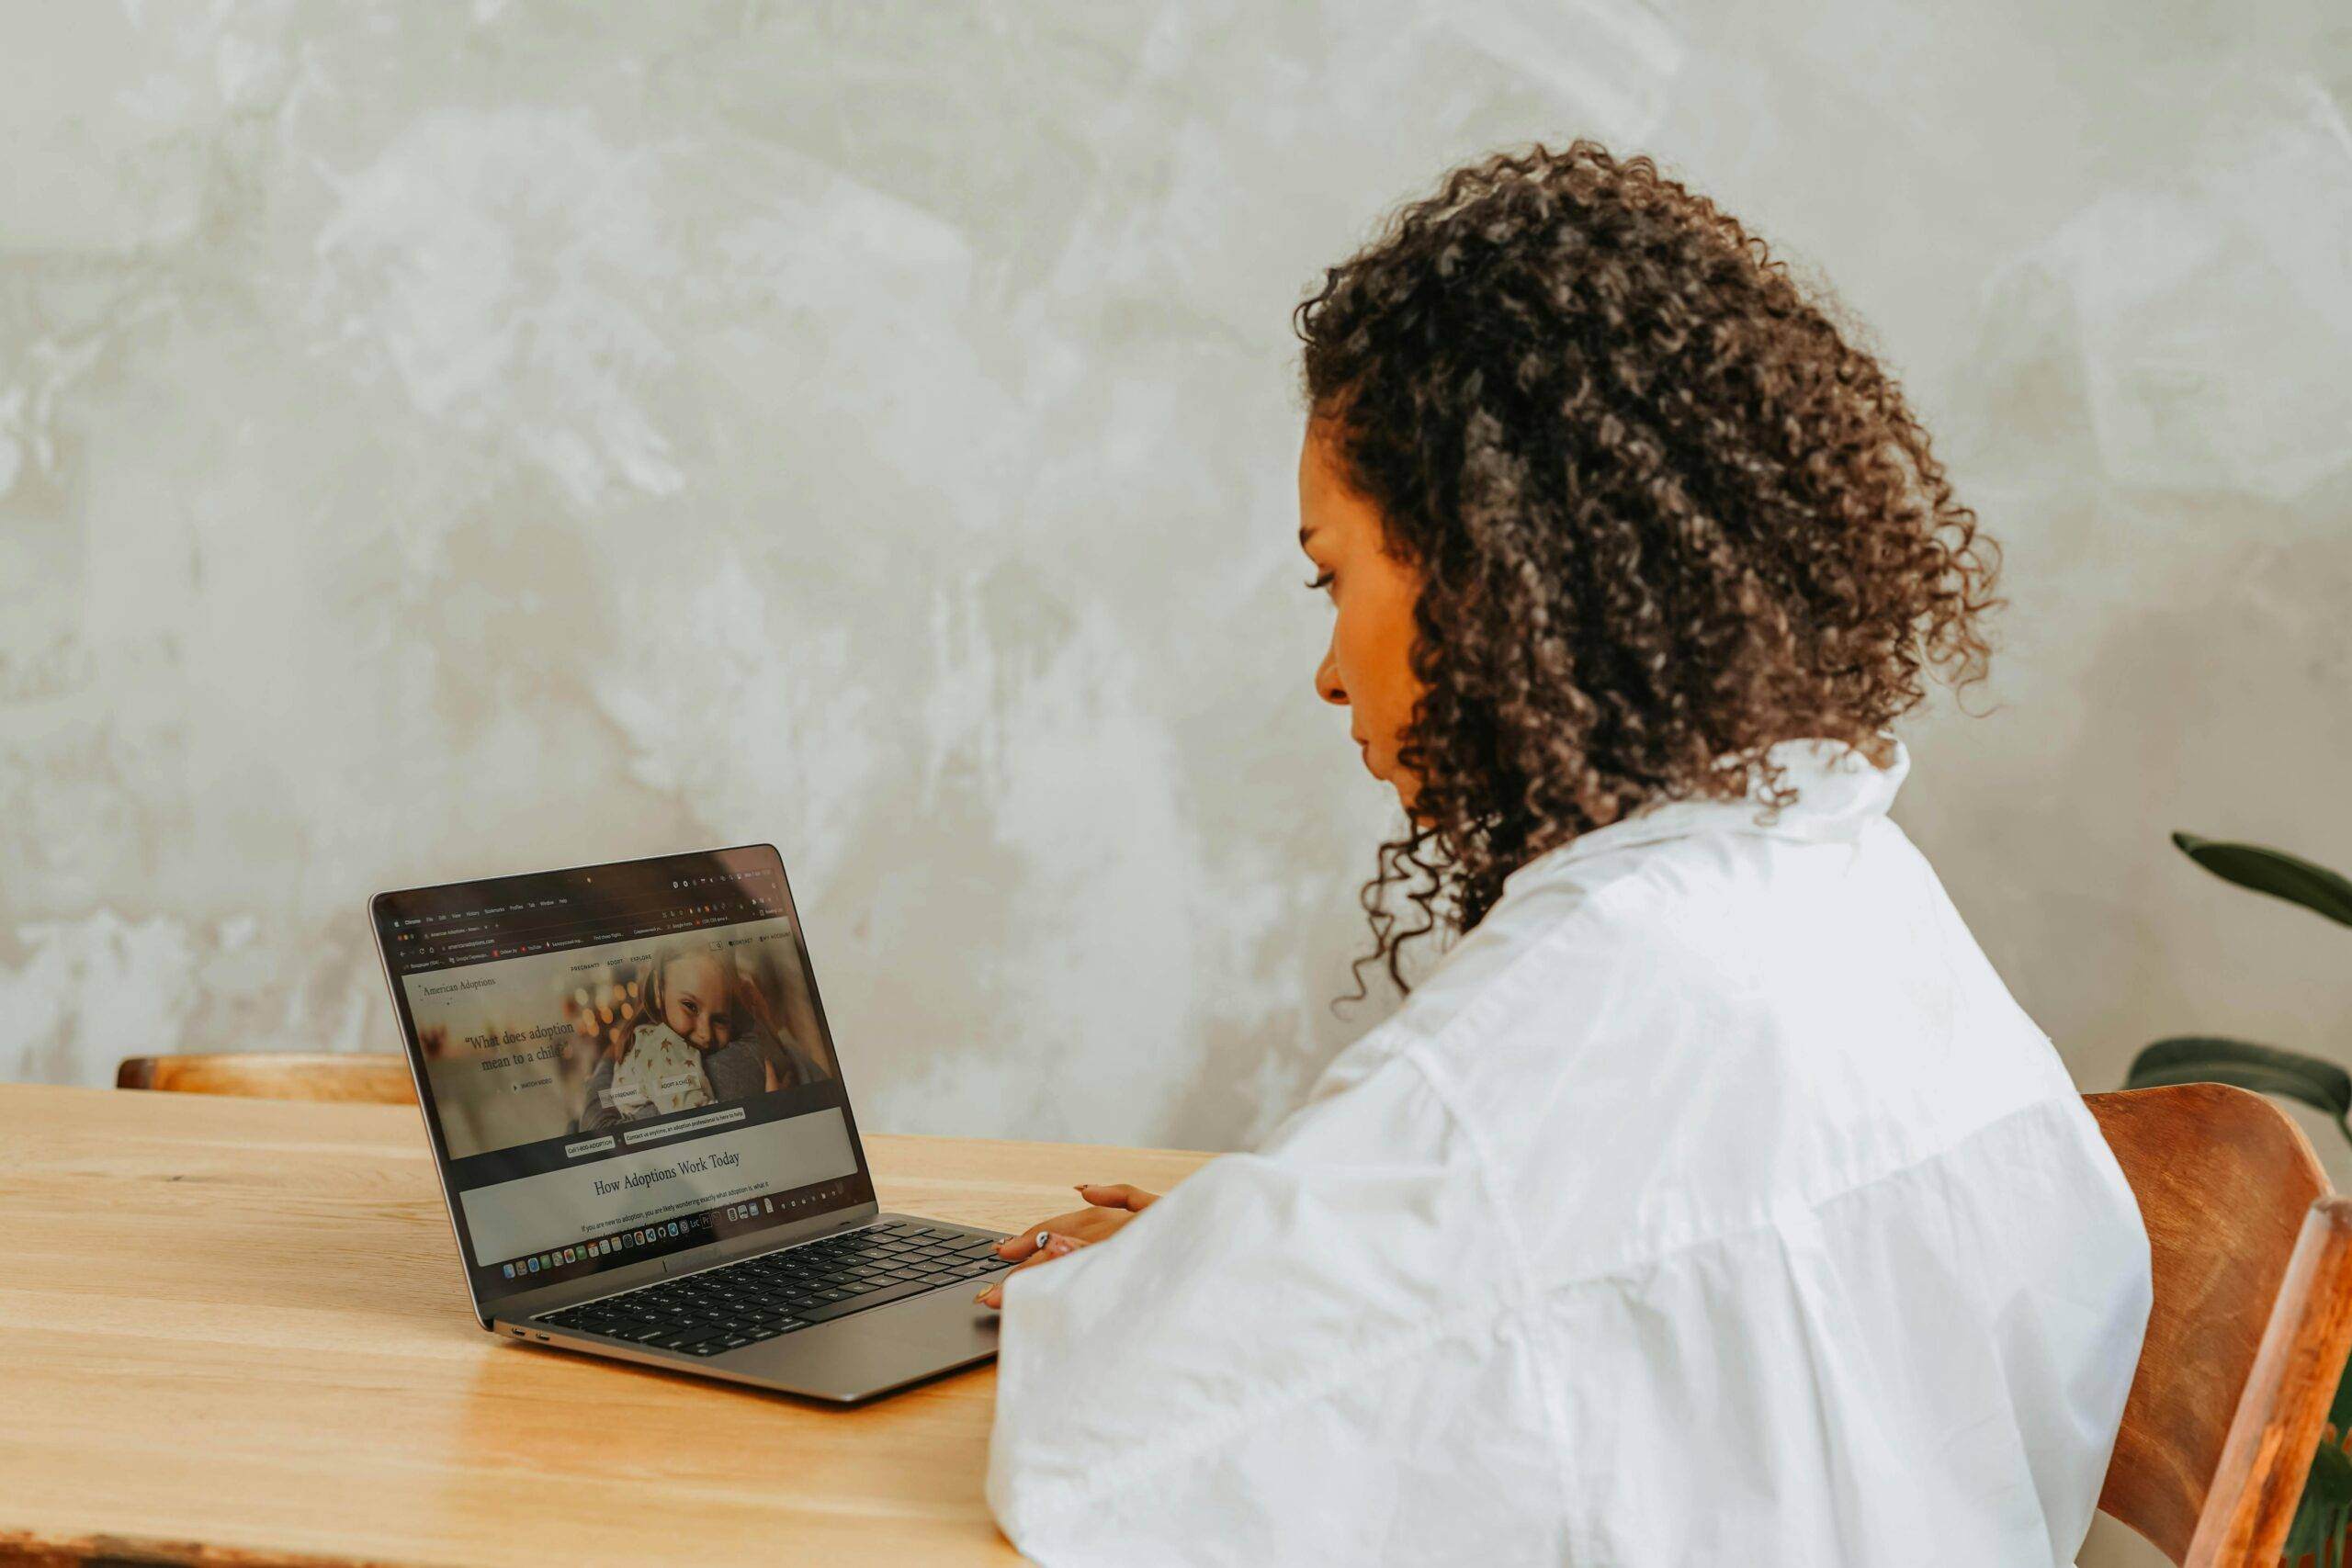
top-left (534, 1220), bottom-right (1010, 1357)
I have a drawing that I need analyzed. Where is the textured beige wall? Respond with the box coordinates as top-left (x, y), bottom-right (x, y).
top-left (5, 6), bottom-right (2351, 1527)
top-left (7, 4), bottom-right (2351, 1124)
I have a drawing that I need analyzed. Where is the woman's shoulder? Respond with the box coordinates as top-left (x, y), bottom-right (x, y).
top-left (1403, 821), bottom-right (2062, 1134)
top-left (1365, 862), bottom-right (1690, 1072)
top-left (712, 1024), bottom-right (824, 1088)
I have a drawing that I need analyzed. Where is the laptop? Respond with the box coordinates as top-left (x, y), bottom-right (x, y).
top-left (368, 842), bottom-right (1012, 1403)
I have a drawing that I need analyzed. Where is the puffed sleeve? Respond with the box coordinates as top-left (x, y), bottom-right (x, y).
top-left (983, 1047), bottom-right (1571, 1565)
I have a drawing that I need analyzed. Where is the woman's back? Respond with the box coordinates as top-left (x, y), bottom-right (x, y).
top-left (986, 739), bottom-right (2152, 1565)
top-left (985, 140), bottom-right (2142, 1565)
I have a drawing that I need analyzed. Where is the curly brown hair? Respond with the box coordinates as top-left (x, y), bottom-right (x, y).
top-left (1294, 140), bottom-right (1999, 1003)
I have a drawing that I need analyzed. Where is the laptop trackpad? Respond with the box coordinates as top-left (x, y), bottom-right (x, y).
top-left (732, 1285), bottom-right (1002, 1404)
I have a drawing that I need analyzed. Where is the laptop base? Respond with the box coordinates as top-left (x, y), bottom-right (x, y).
top-left (504, 1213), bottom-right (1012, 1404)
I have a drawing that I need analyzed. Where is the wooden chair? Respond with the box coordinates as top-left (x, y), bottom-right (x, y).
top-left (116, 1052), bottom-right (416, 1106)
top-left (2089, 1084), bottom-right (2352, 1565)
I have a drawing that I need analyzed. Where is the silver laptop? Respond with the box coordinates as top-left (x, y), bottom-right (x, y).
top-left (368, 843), bottom-right (1010, 1403)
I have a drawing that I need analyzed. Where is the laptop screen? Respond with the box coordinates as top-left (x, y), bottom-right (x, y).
top-left (371, 844), bottom-right (876, 1307)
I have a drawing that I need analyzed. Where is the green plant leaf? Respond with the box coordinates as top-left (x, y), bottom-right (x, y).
top-left (2124, 1037), bottom-right (2352, 1128)
top-left (2289, 1434), bottom-right (2352, 1567)
top-left (2174, 832), bottom-right (2352, 929)
top-left (2332, 1353), bottom-right (2352, 1445)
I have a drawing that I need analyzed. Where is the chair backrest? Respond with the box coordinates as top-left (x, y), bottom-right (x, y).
top-left (117, 1052), bottom-right (416, 1105)
top-left (2088, 1084), bottom-right (2352, 1565)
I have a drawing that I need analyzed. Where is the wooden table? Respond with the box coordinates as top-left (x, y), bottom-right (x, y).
top-left (0, 1083), bottom-right (1214, 1566)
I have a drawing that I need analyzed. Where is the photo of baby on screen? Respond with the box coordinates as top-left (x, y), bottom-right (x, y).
top-left (573, 937), bottom-right (831, 1134)
top-left (409, 915), bottom-right (840, 1160)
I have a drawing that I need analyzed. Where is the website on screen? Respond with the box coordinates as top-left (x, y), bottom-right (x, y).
top-left (380, 854), bottom-right (870, 1300)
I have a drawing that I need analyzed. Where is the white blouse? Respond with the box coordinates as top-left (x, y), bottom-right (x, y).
top-left (986, 738), bottom-right (2152, 1566)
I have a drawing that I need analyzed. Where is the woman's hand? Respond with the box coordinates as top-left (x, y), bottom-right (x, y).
top-left (975, 1183), bottom-right (1160, 1309)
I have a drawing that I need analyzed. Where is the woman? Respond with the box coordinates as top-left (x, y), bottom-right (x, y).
top-left (979, 141), bottom-right (2151, 1566)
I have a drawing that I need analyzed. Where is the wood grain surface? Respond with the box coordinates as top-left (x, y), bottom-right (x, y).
top-left (0, 1083), bottom-right (1213, 1568)
top-left (2088, 1083), bottom-right (2331, 1562)
top-left (115, 1054), bottom-right (416, 1105)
